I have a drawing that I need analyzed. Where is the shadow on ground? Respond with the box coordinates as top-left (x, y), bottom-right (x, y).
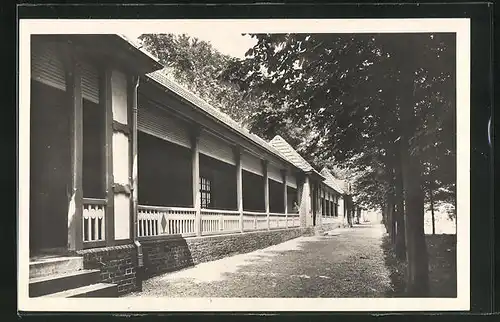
top-left (381, 233), bottom-right (457, 297)
top-left (126, 224), bottom-right (393, 298)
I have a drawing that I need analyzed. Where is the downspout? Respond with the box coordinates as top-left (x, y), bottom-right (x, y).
top-left (131, 75), bottom-right (144, 287)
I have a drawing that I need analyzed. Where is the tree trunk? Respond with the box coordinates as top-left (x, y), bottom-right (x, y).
top-left (384, 201), bottom-right (390, 235)
top-left (429, 186), bottom-right (436, 235)
top-left (389, 199), bottom-right (396, 245)
top-left (382, 34), bottom-right (429, 296)
top-left (455, 214), bottom-right (457, 235)
top-left (400, 135), bottom-right (429, 297)
top-left (383, 203), bottom-right (388, 232)
top-left (394, 158), bottom-right (407, 260)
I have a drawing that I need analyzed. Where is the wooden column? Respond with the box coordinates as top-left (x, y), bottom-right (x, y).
top-left (330, 192), bottom-right (334, 217)
top-left (110, 69), bottom-right (132, 243)
top-left (329, 193), bottom-right (332, 217)
top-left (282, 170), bottom-right (288, 228)
top-left (101, 68), bottom-right (115, 245)
top-left (234, 146), bottom-right (243, 232)
top-left (320, 187), bottom-right (323, 219)
top-left (303, 175), bottom-right (311, 227)
top-left (66, 54), bottom-right (83, 252)
top-left (262, 160), bottom-right (270, 230)
top-left (327, 191), bottom-right (330, 217)
top-left (191, 127), bottom-right (201, 236)
top-left (320, 188), bottom-right (323, 218)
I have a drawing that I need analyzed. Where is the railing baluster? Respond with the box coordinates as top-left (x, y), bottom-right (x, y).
top-left (87, 206), bottom-right (92, 241)
top-left (93, 206), bottom-right (99, 240)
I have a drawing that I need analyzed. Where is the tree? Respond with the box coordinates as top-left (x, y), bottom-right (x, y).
top-left (223, 32), bottom-right (456, 296)
top-left (138, 33), bottom-right (264, 127)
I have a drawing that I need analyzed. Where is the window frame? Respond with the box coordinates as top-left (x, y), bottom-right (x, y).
top-left (199, 176), bottom-right (213, 209)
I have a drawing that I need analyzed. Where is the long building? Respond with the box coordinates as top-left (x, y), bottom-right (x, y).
top-left (27, 34), bottom-right (358, 298)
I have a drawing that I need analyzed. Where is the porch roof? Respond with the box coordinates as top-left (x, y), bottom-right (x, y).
top-left (61, 34), bottom-right (163, 75)
top-left (144, 70), bottom-right (305, 173)
top-left (320, 167), bottom-right (347, 195)
top-left (269, 136), bottom-right (325, 180)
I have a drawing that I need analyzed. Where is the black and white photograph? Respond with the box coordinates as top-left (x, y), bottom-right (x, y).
top-left (18, 18), bottom-right (470, 312)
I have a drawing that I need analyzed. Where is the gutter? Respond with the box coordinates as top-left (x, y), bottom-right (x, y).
top-left (131, 75), bottom-right (144, 270)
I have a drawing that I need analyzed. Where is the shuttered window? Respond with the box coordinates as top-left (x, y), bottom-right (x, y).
top-left (138, 106), bottom-right (191, 148)
top-left (31, 42), bottom-right (66, 91)
top-left (199, 131), bottom-right (235, 165)
top-left (268, 163), bottom-right (283, 183)
top-left (81, 61), bottom-right (99, 104)
top-left (241, 152), bottom-right (263, 176)
top-left (287, 173), bottom-right (298, 189)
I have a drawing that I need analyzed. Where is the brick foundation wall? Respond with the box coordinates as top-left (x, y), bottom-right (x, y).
top-left (140, 236), bottom-right (194, 278)
top-left (314, 218), bottom-right (346, 235)
top-left (78, 244), bottom-right (139, 295)
top-left (140, 227), bottom-right (314, 279)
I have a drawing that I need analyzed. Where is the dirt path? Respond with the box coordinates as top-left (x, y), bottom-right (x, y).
top-left (125, 223), bottom-right (392, 298)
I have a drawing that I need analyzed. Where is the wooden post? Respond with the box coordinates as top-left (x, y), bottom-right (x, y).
top-left (303, 175), bottom-right (311, 227)
top-left (101, 68), bottom-right (115, 246)
top-left (234, 146), bottom-right (243, 233)
top-left (262, 160), bottom-right (270, 230)
top-left (320, 187), bottom-right (323, 222)
top-left (191, 127), bottom-right (201, 236)
top-left (282, 170), bottom-right (288, 228)
top-left (312, 183), bottom-right (318, 226)
top-left (65, 53), bottom-right (83, 252)
top-left (327, 191), bottom-right (331, 217)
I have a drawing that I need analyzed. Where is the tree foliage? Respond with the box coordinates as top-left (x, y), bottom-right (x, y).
top-left (223, 32), bottom-right (456, 296)
top-left (138, 33), bottom-right (264, 127)
top-left (222, 32), bottom-right (455, 210)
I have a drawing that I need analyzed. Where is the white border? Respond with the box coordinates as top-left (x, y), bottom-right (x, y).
top-left (18, 18), bottom-right (470, 312)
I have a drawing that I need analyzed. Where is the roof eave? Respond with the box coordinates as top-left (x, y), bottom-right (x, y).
top-left (111, 35), bottom-right (164, 73)
top-left (142, 75), bottom-right (302, 172)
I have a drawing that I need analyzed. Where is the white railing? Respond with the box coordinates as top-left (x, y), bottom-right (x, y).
top-left (82, 198), bottom-right (106, 242)
top-left (287, 213), bottom-right (300, 228)
top-left (242, 211), bottom-right (268, 231)
top-left (137, 205), bottom-right (302, 238)
top-left (201, 209), bottom-right (240, 235)
top-left (322, 216), bottom-right (340, 224)
top-left (269, 213), bottom-right (288, 229)
top-left (137, 205), bottom-right (196, 237)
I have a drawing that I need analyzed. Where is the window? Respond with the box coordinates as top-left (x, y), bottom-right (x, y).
top-left (200, 176), bottom-right (212, 209)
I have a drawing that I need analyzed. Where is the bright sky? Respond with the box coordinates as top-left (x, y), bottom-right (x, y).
top-left (124, 31), bottom-right (257, 59)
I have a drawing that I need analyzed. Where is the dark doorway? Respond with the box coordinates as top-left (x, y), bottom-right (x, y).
top-left (82, 98), bottom-right (105, 199)
top-left (138, 132), bottom-right (192, 207)
top-left (200, 154), bottom-right (237, 211)
top-left (268, 179), bottom-right (284, 213)
top-left (30, 80), bottom-right (71, 254)
top-left (242, 170), bottom-right (265, 212)
top-left (286, 186), bottom-right (297, 213)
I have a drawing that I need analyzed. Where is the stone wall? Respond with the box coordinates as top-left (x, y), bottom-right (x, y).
top-left (140, 227), bottom-right (314, 279)
top-left (78, 244), bottom-right (139, 295)
top-left (314, 217), bottom-right (346, 235)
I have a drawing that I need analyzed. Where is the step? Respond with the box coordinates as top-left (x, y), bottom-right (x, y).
top-left (30, 269), bottom-right (101, 297)
top-left (41, 283), bottom-right (118, 298)
top-left (30, 256), bottom-right (84, 279)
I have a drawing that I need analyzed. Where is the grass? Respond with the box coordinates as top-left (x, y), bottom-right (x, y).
top-left (382, 233), bottom-right (457, 297)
